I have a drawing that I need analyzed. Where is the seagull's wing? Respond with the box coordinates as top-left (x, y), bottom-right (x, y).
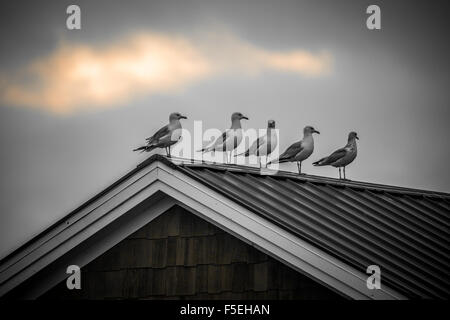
top-left (213, 131), bottom-right (229, 148)
top-left (253, 134), bottom-right (268, 156)
top-left (239, 134), bottom-right (267, 156)
top-left (146, 124), bottom-right (170, 145)
top-left (313, 147), bottom-right (346, 166)
top-left (278, 140), bottom-right (304, 161)
top-left (268, 140), bottom-right (303, 164)
top-left (200, 130), bottom-right (228, 152)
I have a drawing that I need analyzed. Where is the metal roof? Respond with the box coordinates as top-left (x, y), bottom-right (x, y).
top-left (1, 155), bottom-right (449, 299)
top-left (163, 156), bottom-right (450, 299)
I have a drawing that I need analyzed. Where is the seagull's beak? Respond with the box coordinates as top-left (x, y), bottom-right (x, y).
top-left (180, 115), bottom-right (187, 119)
top-left (356, 136), bottom-right (359, 140)
top-left (313, 129), bottom-right (320, 134)
top-left (241, 115), bottom-right (249, 120)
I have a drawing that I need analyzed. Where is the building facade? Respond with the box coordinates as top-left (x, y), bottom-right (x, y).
top-left (1, 155), bottom-right (448, 299)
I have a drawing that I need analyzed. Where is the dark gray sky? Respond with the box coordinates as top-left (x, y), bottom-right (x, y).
top-left (0, 0), bottom-right (449, 258)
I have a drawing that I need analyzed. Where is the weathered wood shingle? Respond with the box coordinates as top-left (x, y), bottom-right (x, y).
top-left (41, 205), bottom-right (341, 300)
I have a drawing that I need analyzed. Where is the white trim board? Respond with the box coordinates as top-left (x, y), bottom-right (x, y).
top-left (0, 160), bottom-right (406, 299)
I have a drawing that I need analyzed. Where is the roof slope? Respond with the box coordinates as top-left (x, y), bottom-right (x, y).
top-left (168, 157), bottom-right (450, 299)
top-left (1, 155), bottom-right (449, 299)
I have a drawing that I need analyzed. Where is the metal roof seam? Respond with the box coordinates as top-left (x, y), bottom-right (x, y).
top-left (175, 163), bottom-right (449, 298)
top-left (181, 167), bottom-right (448, 298)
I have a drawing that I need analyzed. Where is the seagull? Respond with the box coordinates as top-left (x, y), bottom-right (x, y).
top-left (235, 120), bottom-right (278, 167)
top-left (268, 126), bottom-right (320, 174)
top-left (199, 112), bottom-right (249, 163)
top-left (133, 112), bottom-right (187, 157)
top-left (313, 131), bottom-right (359, 179)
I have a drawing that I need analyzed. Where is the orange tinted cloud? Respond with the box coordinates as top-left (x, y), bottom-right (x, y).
top-left (0, 31), bottom-right (332, 113)
top-left (1, 33), bottom-right (212, 113)
top-left (198, 31), bottom-right (332, 76)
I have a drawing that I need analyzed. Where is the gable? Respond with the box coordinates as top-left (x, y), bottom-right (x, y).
top-left (40, 206), bottom-right (342, 300)
top-left (0, 156), bottom-right (414, 299)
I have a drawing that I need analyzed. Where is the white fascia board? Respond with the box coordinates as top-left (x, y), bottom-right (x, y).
top-left (0, 163), bottom-right (161, 295)
top-left (19, 195), bottom-right (176, 299)
top-left (155, 163), bottom-right (406, 300)
top-left (0, 161), bottom-right (160, 275)
top-left (0, 160), bottom-right (406, 300)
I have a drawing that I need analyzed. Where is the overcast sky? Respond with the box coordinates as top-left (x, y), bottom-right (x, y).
top-left (0, 0), bottom-right (449, 258)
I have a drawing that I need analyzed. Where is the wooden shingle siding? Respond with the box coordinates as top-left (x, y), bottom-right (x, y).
top-left (40, 205), bottom-right (342, 300)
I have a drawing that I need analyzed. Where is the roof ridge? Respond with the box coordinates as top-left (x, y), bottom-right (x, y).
top-left (157, 155), bottom-right (450, 199)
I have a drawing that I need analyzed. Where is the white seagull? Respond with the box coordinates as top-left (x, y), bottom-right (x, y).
top-left (235, 120), bottom-right (278, 167)
top-left (268, 126), bottom-right (320, 174)
top-left (133, 112), bottom-right (187, 157)
top-left (313, 131), bottom-right (359, 179)
top-left (199, 112), bottom-right (249, 163)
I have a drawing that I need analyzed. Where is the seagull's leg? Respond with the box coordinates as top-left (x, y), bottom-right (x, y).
top-left (338, 167), bottom-right (342, 179)
top-left (165, 147), bottom-right (168, 156)
top-left (168, 146), bottom-right (171, 158)
top-left (296, 162), bottom-right (300, 174)
top-left (300, 162), bottom-right (302, 174)
top-left (343, 166), bottom-right (346, 180)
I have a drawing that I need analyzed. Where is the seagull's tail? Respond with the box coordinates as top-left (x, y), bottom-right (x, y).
top-left (312, 157), bottom-right (328, 166)
top-left (198, 146), bottom-right (215, 153)
top-left (267, 155), bottom-right (292, 165)
top-left (133, 146), bottom-right (146, 152)
top-left (267, 158), bottom-right (283, 165)
top-left (133, 145), bottom-right (156, 153)
top-left (234, 150), bottom-right (250, 157)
